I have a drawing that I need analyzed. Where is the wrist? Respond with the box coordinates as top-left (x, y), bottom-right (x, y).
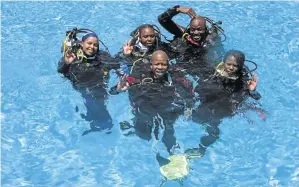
top-left (116, 87), bottom-right (123, 93)
top-left (249, 89), bottom-right (256, 94)
top-left (109, 85), bottom-right (120, 95)
top-left (248, 86), bottom-right (256, 91)
top-left (64, 60), bottom-right (72, 65)
top-left (116, 84), bottom-right (122, 93)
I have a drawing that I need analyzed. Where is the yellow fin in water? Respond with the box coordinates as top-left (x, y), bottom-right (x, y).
top-left (159, 155), bottom-right (189, 180)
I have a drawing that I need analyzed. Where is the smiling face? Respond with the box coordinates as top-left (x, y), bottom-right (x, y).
top-left (151, 51), bottom-right (168, 78)
top-left (224, 55), bottom-right (239, 76)
top-left (81, 36), bottom-right (99, 56)
top-left (189, 17), bottom-right (207, 42)
top-left (139, 27), bottom-right (156, 47)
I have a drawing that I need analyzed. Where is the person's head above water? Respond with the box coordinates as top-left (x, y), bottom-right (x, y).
top-left (189, 16), bottom-right (207, 42)
top-left (138, 24), bottom-right (156, 47)
top-left (223, 50), bottom-right (245, 76)
top-left (81, 32), bottom-right (99, 57)
top-left (151, 50), bottom-right (168, 78)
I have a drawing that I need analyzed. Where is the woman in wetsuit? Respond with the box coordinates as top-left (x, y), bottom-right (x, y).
top-left (58, 28), bottom-right (119, 135)
top-left (188, 50), bottom-right (261, 156)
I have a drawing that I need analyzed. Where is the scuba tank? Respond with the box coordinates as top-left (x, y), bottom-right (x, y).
top-left (62, 27), bottom-right (88, 57)
top-left (61, 27), bottom-right (111, 60)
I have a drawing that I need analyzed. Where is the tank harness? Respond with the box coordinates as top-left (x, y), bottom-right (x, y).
top-left (126, 72), bottom-right (173, 88)
top-left (212, 56), bottom-right (258, 80)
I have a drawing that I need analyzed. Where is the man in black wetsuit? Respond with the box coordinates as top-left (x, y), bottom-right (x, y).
top-left (158, 5), bottom-right (225, 83)
top-left (158, 5), bottom-right (221, 58)
top-left (110, 50), bottom-right (194, 153)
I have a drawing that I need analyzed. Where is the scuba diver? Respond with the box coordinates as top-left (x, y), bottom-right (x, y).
top-left (186, 50), bottom-right (262, 157)
top-left (121, 24), bottom-right (171, 59)
top-left (154, 50), bottom-right (264, 183)
top-left (158, 5), bottom-right (225, 61)
top-left (58, 28), bottom-right (119, 135)
top-left (58, 27), bottom-right (119, 76)
top-left (110, 50), bottom-right (194, 154)
top-left (116, 24), bottom-right (174, 77)
top-left (196, 49), bottom-right (260, 96)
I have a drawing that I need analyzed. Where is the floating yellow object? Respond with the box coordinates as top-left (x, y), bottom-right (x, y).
top-left (159, 155), bottom-right (189, 180)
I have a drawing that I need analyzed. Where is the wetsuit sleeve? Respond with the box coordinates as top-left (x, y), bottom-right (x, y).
top-left (115, 50), bottom-right (127, 61)
top-left (248, 90), bottom-right (261, 100)
top-left (103, 60), bottom-right (121, 71)
top-left (241, 74), bottom-right (261, 100)
top-left (57, 57), bottom-right (71, 74)
top-left (158, 6), bottom-right (185, 38)
top-left (174, 74), bottom-right (195, 108)
top-left (109, 85), bottom-right (120, 95)
top-left (98, 51), bottom-right (121, 71)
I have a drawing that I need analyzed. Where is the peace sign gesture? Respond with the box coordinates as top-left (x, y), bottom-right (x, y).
top-left (123, 40), bottom-right (134, 55)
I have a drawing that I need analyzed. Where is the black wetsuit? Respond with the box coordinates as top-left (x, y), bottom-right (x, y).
top-left (115, 40), bottom-right (174, 77)
top-left (110, 70), bottom-right (194, 153)
top-left (158, 6), bottom-right (220, 57)
top-left (130, 42), bottom-right (171, 60)
top-left (58, 50), bottom-right (119, 135)
top-left (188, 70), bottom-right (261, 156)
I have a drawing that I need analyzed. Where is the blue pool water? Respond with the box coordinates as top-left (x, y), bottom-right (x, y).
top-left (1, 1), bottom-right (299, 186)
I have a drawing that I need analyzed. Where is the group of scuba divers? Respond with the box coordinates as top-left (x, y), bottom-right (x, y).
top-left (58, 6), bottom-right (262, 159)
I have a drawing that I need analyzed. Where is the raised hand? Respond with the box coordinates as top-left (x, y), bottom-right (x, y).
top-left (117, 75), bottom-right (130, 92)
top-left (64, 49), bottom-right (76, 64)
top-left (177, 7), bottom-right (197, 18)
top-left (248, 74), bottom-right (258, 91)
top-left (123, 40), bottom-right (134, 55)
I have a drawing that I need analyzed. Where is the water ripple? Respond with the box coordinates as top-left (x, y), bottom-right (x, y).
top-left (2, 1), bottom-right (299, 187)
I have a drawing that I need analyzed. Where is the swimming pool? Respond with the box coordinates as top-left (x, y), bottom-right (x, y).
top-left (1, 1), bottom-right (299, 186)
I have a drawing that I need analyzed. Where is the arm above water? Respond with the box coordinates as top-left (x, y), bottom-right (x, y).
top-left (98, 50), bottom-right (122, 71)
top-left (57, 57), bottom-right (70, 74)
top-left (246, 74), bottom-right (261, 100)
top-left (57, 49), bottom-right (76, 74)
top-left (109, 75), bottom-right (130, 95)
top-left (158, 6), bottom-right (192, 38)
